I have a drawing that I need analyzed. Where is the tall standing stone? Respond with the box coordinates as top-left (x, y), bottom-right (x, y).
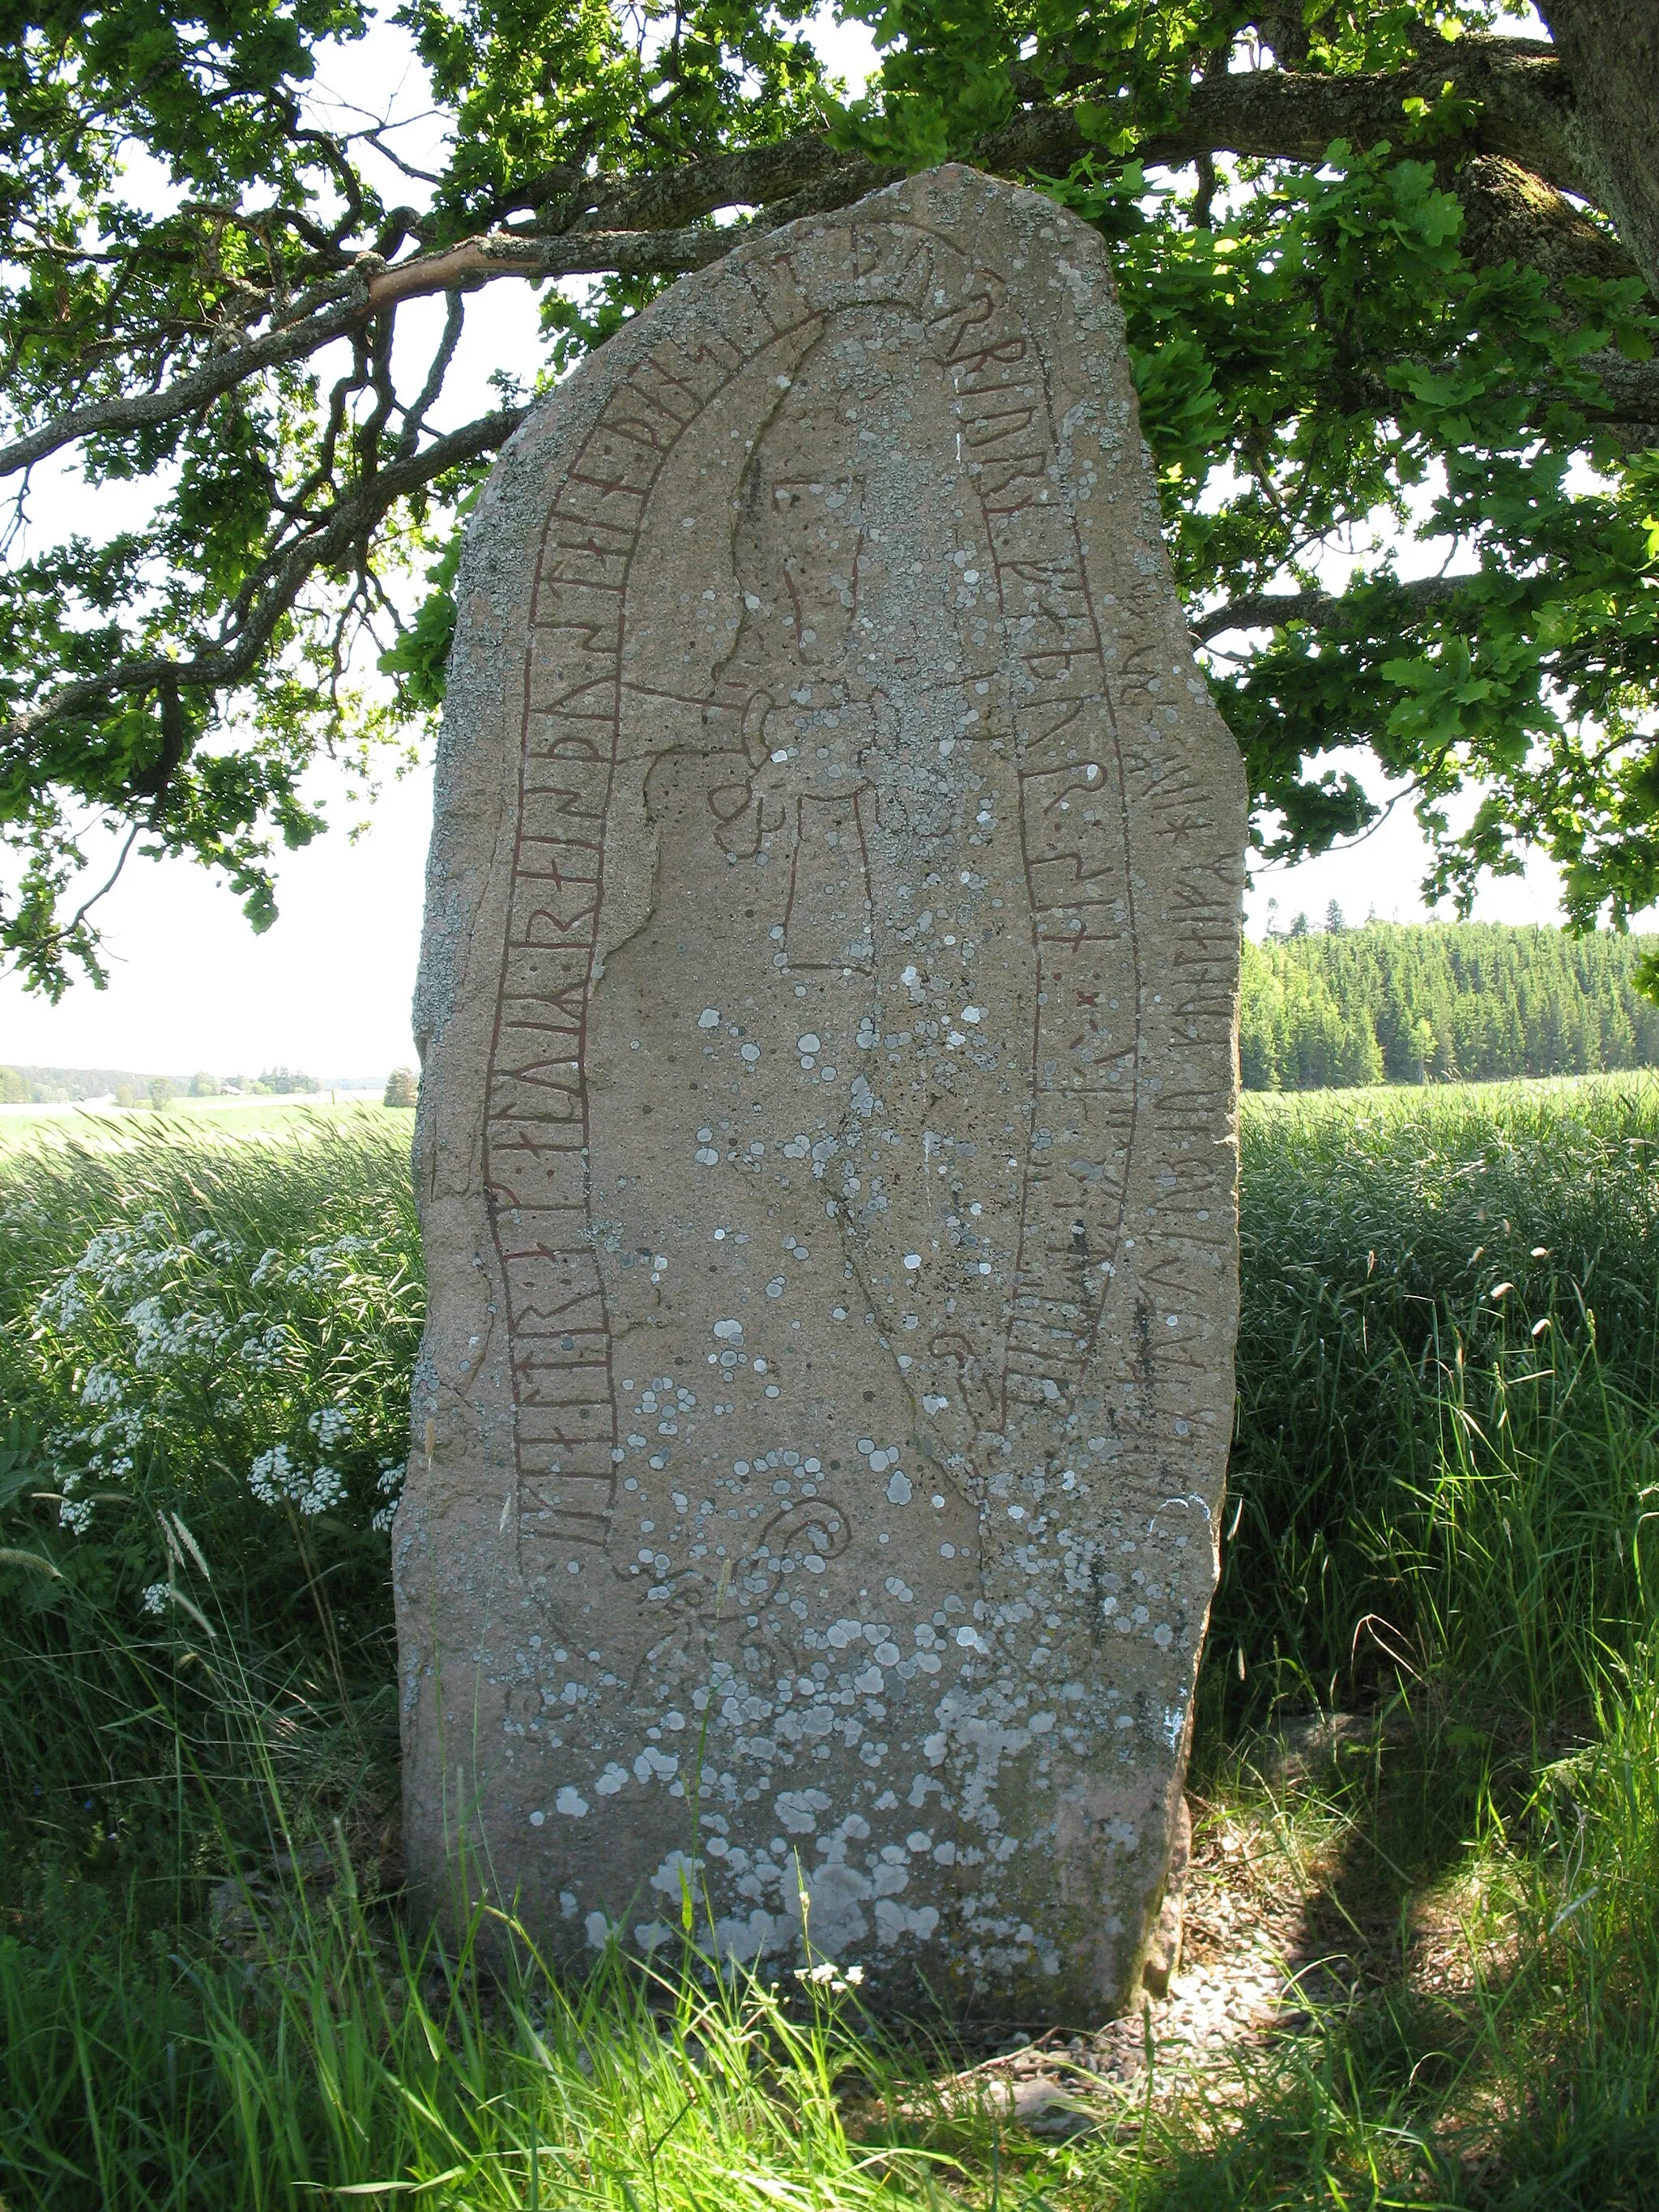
top-left (398, 164), bottom-right (1247, 2016)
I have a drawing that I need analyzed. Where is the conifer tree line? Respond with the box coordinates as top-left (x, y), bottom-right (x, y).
top-left (1241, 918), bottom-right (1659, 1091)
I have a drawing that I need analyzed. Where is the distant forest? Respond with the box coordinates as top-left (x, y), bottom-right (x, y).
top-left (0, 1065), bottom-right (328, 1105)
top-left (0, 1063), bottom-right (163, 1104)
top-left (1242, 919), bottom-right (1659, 1090)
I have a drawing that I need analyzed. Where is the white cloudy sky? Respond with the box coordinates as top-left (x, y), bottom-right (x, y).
top-left (0, 6), bottom-right (1572, 1080)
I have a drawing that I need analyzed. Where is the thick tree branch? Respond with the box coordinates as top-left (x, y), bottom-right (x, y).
top-left (519, 135), bottom-right (889, 235)
top-left (507, 44), bottom-right (1591, 237)
top-left (1576, 350), bottom-right (1659, 444)
top-left (0, 38), bottom-right (1616, 492)
top-left (0, 221), bottom-right (753, 484)
top-left (1455, 155), bottom-right (1640, 296)
top-left (0, 279), bottom-right (367, 480)
top-left (1346, 346), bottom-right (1659, 441)
top-left (981, 41), bottom-right (1588, 198)
top-left (1537, 0), bottom-right (1659, 297)
top-left (360, 218), bottom-right (738, 310)
top-left (1193, 574), bottom-right (1473, 642)
top-left (0, 407), bottom-right (525, 756)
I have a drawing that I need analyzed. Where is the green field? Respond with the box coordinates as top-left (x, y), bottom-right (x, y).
top-left (0, 1097), bottom-right (407, 1145)
top-left (2, 1080), bottom-right (1657, 2207)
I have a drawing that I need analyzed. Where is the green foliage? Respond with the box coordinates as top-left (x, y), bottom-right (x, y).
top-left (1242, 920), bottom-right (1659, 1089)
top-left (382, 1063), bottom-right (417, 1106)
top-left (1, 1876), bottom-right (921, 2211)
top-left (403, 0), bottom-right (837, 223)
top-left (1047, 141), bottom-right (1659, 910)
top-left (374, 506), bottom-right (470, 714)
top-left (0, 1122), bottom-right (419, 1830)
top-left (2, 2), bottom-right (1657, 991)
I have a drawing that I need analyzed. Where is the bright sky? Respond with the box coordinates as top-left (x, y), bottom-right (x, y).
top-left (0, 7), bottom-right (1577, 1082)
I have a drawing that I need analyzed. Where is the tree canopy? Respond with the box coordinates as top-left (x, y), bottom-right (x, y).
top-left (2, 0), bottom-right (1657, 994)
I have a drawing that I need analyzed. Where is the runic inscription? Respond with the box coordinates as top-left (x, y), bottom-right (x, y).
top-left (397, 164), bottom-right (1247, 2017)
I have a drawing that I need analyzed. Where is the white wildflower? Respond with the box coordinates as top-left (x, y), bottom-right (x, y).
top-left (791, 1959), bottom-right (864, 1993)
top-left (284, 1234), bottom-right (377, 1290)
top-left (249, 1444), bottom-right (293, 1506)
top-left (371, 1458), bottom-right (405, 1532)
top-left (249, 1444), bottom-right (345, 1516)
top-left (237, 1325), bottom-right (290, 1375)
top-left (308, 1405), bottom-right (352, 1451)
top-left (301, 1465), bottom-right (346, 1515)
top-left (79, 1366), bottom-right (123, 1409)
top-left (124, 1296), bottom-right (214, 1370)
top-left (189, 1230), bottom-right (241, 1262)
top-left (87, 1413), bottom-right (143, 1452)
top-left (39, 1278), bottom-right (89, 1327)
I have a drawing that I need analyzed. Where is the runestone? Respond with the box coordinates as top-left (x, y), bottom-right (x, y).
top-left (398, 163), bottom-right (1247, 2015)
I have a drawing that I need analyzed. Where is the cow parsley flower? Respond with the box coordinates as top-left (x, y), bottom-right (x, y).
top-left (237, 1325), bottom-right (290, 1375)
top-left (249, 1444), bottom-right (345, 1515)
top-left (371, 1458), bottom-right (405, 1530)
top-left (248, 1444), bottom-right (294, 1506)
top-left (308, 1405), bottom-right (352, 1451)
top-left (302, 1465), bottom-right (346, 1515)
top-left (189, 1230), bottom-right (241, 1263)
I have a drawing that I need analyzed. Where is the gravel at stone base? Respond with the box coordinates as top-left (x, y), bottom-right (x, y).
top-left (928, 1804), bottom-right (1350, 2137)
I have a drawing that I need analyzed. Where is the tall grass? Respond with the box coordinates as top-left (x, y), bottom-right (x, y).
top-left (0, 1120), bottom-right (418, 1905)
top-left (1215, 1079), bottom-right (1659, 1745)
top-left (2, 1083), bottom-right (1658, 2208)
top-left (3, 1865), bottom-right (925, 2211)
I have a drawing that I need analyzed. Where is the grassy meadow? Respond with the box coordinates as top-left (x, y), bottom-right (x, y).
top-left (0, 1096), bottom-right (401, 1146)
top-left (2, 1081), bottom-right (1658, 2206)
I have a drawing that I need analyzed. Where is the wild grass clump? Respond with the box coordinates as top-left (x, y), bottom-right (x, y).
top-left (2, 1080), bottom-right (1658, 2208)
top-left (2, 1869), bottom-right (926, 2212)
top-left (0, 1119), bottom-right (420, 1887)
top-left (1213, 1078), bottom-right (1659, 1747)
